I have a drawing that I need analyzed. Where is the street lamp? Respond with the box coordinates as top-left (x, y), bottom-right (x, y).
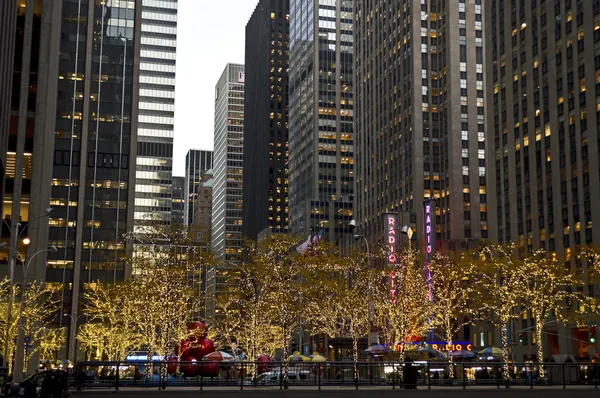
top-left (2, 207), bottom-right (53, 368)
top-left (63, 312), bottom-right (87, 364)
top-left (12, 244), bottom-right (58, 382)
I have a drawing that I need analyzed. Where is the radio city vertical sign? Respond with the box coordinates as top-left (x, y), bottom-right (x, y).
top-left (383, 213), bottom-right (399, 265)
top-left (423, 200), bottom-right (436, 300)
top-left (383, 213), bottom-right (399, 301)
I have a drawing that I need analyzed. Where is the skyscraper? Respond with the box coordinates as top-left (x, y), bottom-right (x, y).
top-left (242, 0), bottom-right (290, 241)
top-left (171, 175), bottom-right (185, 225)
top-left (0, 0), bottom-right (16, 209)
top-left (288, 0), bottom-right (354, 244)
top-left (1, 0), bottom-right (142, 363)
top-left (133, 0), bottom-right (178, 228)
top-left (354, 0), bottom-right (488, 247)
top-left (184, 149), bottom-right (213, 226)
top-left (486, 0), bottom-right (600, 357)
top-left (207, 63), bottom-right (244, 318)
top-left (192, 169), bottom-right (213, 243)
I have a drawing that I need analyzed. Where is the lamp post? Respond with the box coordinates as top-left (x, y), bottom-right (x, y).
top-left (63, 312), bottom-right (86, 364)
top-left (12, 244), bottom-right (58, 382)
top-left (349, 221), bottom-right (412, 347)
top-left (2, 208), bottom-right (53, 368)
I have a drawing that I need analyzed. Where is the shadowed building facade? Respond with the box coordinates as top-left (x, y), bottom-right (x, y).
top-left (242, 0), bottom-right (290, 241)
top-left (486, 0), bottom-right (600, 359)
top-left (1, 0), bottom-right (143, 364)
top-left (184, 149), bottom-right (213, 226)
top-left (354, 0), bottom-right (488, 250)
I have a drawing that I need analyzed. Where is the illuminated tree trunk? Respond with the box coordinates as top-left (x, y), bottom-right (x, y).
top-left (534, 314), bottom-right (545, 379)
top-left (352, 335), bottom-right (359, 385)
top-left (397, 340), bottom-right (405, 380)
top-left (282, 321), bottom-right (289, 388)
top-left (500, 318), bottom-right (509, 378)
top-left (444, 321), bottom-right (454, 379)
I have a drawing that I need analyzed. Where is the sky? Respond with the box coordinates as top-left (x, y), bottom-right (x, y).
top-left (173, 0), bottom-right (258, 176)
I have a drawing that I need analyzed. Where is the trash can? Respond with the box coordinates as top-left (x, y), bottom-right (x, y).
top-left (404, 362), bottom-right (418, 389)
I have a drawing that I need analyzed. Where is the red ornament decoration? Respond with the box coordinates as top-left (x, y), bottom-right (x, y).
top-left (166, 357), bottom-right (178, 375)
top-left (177, 322), bottom-right (216, 377)
top-left (256, 355), bottom-right (272, 374)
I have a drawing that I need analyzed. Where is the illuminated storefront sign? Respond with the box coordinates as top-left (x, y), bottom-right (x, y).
top-left (430, 342), bottom-right (472, 352)
top-left (395, 341), bottom-right (472, 352)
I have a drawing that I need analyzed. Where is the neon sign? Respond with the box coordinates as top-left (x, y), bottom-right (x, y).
top-left (384, 213), bottom-right (398, 302)
top-left (395, 341), bottom-right (472, 352)
top-left (384, 213), bottom-right (398, 264)
top-left (424, 203), bottom-right (433, 259)
top-left (431, 343), bottom-right (472, 352)
top-left (423, 200), bottom-right (435, 302)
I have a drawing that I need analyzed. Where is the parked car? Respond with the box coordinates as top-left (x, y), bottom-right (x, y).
top-left (3, 370), bottom-right (68, 397)
top-left (244, 370), bottom-right (310, 386)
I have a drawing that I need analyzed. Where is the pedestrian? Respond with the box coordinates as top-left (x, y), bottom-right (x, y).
top-left (52, 374), bottom-right (64, 398)
top-left (41, 374), bottom-right (53, 398)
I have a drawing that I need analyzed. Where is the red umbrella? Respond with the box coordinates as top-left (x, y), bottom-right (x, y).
top-left (202, 351), bottom-right (235, 361)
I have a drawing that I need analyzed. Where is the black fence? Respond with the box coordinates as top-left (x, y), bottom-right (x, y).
top-left (71, 361), bottom-right (600, 390)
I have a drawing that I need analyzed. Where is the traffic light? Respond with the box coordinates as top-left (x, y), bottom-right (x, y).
top-left (518, 333), bottom-right (524, 344)
top-left (590, 326), bottom-right (597, 344)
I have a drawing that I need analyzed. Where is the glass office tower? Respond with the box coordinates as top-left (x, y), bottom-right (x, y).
top-left (133, 0), bottom-right (178, 228)
top-left (288, 0), bottom-right (354, 244)
top-left (206, 63), bottom-right (244, 318)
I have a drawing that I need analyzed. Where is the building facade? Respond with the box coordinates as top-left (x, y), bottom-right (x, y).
top-left (171, 175), bottom-right (185, 225)
top-left (192, 169), bottom-right (213, 243)
top-left (207, 63), bottom-right (244, 318)
top-left (183, 149), bottom-right (213, 226)
top-left (1, 0), bottom-right (142, 363)
top-left (288, 0), bottom-right (354, 244)
top-left (486, 0), bottom-right (600, 359)
top-left (242, 0), bottom-right (290, 241)
top-left (133, 0), bottom-right (178, 228)
top-left (354, 0), bottom-right (488, 250)
top-left (0, 0), bottom-right (16, 214)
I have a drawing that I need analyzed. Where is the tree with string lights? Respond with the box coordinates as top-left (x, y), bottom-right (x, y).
top-left (259, 235), bottom-right (308, 382)
top-left (428, 250), bottom-right (478, 378)
top-left (0, 278), bottom-right (62, 372)
top-left (519, 249), bottom-right (599, 377)
top-left (305, 248), bottom-right (376, 384)
top-left (79, 281), bottom-right (138, 360)
top-left (477, 243), bottom-right (525, 377)
top-left (375, 246), bottom-right (430, 364)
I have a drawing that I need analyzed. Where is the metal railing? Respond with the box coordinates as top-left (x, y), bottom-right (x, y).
top-left (68, 360), bottom-right (600, 390)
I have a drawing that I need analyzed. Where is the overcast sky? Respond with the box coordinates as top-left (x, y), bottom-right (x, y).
top-left (173, 0), bottom-right (257, 176)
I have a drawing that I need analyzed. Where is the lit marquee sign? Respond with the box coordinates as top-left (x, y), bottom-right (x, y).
top-left (395, 342), bottom-right (472, 352)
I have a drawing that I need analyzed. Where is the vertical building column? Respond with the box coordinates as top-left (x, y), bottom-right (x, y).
top-left (67, 0), bottom-right (97, 364)
top-left (27, 0), bottom-right (63, 374)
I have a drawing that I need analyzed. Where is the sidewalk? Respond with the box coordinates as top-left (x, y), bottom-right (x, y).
top-left (70, 385), bottom-right (600, 398)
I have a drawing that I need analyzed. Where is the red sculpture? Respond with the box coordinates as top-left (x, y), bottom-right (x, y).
top-left (256, 355), bottom-right (272, 374)
top-left (171, 321), bottom-right (217, 377)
